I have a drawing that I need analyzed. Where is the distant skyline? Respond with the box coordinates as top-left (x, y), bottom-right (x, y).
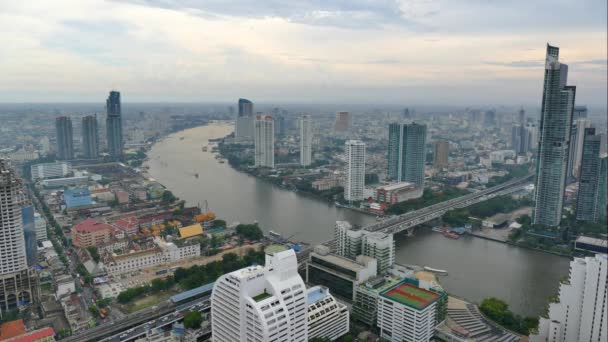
top-left (0, 0), bottom-right (606, 105)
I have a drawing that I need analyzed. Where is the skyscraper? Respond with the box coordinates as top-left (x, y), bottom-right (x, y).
top-left (402, 108), bottom-right (410, 119)
top-left (333, 112), bottom-right (351, 133)
top-left (433, 140), bottom-right (449, 168)
top-left (254, 115), bottom-right (275, 168)
top-left (106, 90), bottom-right (123, 158)
top-left (345, 140), bottom-right (366, 201)
top-left (236, 98), bottom-right (254, 138)
top-left (568, 118), bottom-right (592, 179)
top-left (0, 159), bottom-right (35, 313)
top-left (211, 249), bottom-right (308, 342)
top-left (81, 115), bottom-right (99, 159)
top-left (55, 116), bottom-right (74, 160)
top-left (598, 155), bottom-right (608, 221)
top-left (387, 123), bottom-right (427, 186)
top-left (576, 128), bottom-right (602, 222)
top-left (533, 45), bottom-right (576, 227)
top-left (299, 115), bottom-right (312, 166)
top-left (530, 254), bottom-right (607, 342)
top-left (483, 109), bottom-right (496, 127)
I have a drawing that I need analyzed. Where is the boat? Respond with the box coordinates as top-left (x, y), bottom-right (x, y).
top-left (424, 266), bottom-right (448, 275)
top-left (269, 231), bottom-right (282, 238)
top-left (202, 146), bottom-right (208, 152)
top-left (194, 173), bottom-right (199, 178)
top-left (334, 202), bottom-right (348, 208)
top-left (443, 231), bottom-right (460, 239)
top-left (432, 227), bottom-right (446, 233)
top-left (219, 159), bottom-right (225, 164)
top-left (179, 137), bottom-right (185, 140)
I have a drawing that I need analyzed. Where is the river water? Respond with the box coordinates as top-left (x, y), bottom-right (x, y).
top-left (146, 122), bottom-right (570, 316)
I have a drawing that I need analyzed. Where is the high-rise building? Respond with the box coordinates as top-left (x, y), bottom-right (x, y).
top-left (572, 105), bottom-right (588, 120)
top-left (34, 212), bottom-right (47, 242)
top-left (598, 156), bottom-right (608, 221)
top-left (276, 115), bottom-right (286, 137)
top-left (21, 205), bottom-right (36, 267)
top-left (306, 286), bottom-right (350, 341)
top-left (254, 116), bottom-right (275, 168)
top-left (483, 109), bottom-right (496, 127)
top-left (518, 107), bottom-right (525, 125)
top-left (387, 123), bottom-right (427, 186)
top-left (211, 249), bottom-right (308, 342)
top-left (530, 254), bottom-right (607, 342)
top-left (568, 118), bottom-right (592, 179)
top-left (81, 115), bottom-right (99, 159)
top-left (533, 44), bottom-right (576, 227)
top-left (345, 140), bottom-right (366, 201)
top-left (402, 108), bottom-right (411, 119)
top-left (576, 128), bottom-right (602, 222)
top-left (236, 98), bottom-right (254, 138)
top-left (433, 140), bottom-right (449, 168)
top-left (106, 90), bottom-right (123, 158)
top-left (55, 116), bottom-right (74, 160)
top-left (511, 124), bottom-right (529, 155)
top-left (334, 221), bottom-right (395, 275)
top-left (30, 162), bottom-right (71, 180)
top-left (526, 122), bottom-right (539, 151)
top-left (377, 279), bottom-right (444, 342)
top-left (333, 112), bottom-right (351, 133)
top-left (0, 159), bottom-right (36, 313)
top-left (299, 115), bottom-right (312, 166)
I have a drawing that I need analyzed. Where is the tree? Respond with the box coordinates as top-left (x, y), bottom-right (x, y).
top-left (183, 311), bottom-right (203, 329)
top-left (87, 246), bottom-right (100, 263)
top-left (161, 190), bottom-right (177, 204)
top-left (235, 223), bottom-right (264, 241)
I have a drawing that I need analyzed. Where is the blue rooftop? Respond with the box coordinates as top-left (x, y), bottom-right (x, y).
top-left (307, 286), bottom-right (329, 305)
top-left (64, 187), bottom-right (92, 208)
top-left (170, 282), bottom-right (215, 303)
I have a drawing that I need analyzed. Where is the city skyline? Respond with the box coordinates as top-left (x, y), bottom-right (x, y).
top-left (0, 1), bottom-right (606, 105)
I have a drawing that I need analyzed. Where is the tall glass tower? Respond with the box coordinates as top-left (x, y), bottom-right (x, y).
top-left (82, 115), bottom-right (99, 159)
top-left (387, 123), bottom-right (427, 186)
top-left (55, 116), bottom-right (74, 160)
top-left (533, 45), bottom-right (576, 226)
top-left (106, 90), bottom-right (123, 158)
top-left (576, 128), bottom-right (602, 222)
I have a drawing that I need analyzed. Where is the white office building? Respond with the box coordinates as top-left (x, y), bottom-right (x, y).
top-left (334, 221), bottom-right (395, 275)
top-left (530, 254), bottom-right (607, 342)
top-left (345, 140), bottom-right (366, 201)
top-left (377, 280), bottom-right (442, 342)
top-left (254, 115), bottom-right (275, 168)
top-left (307, 286), bottom-right (349, 341)
top-left (211, 249), bottom-right (308, 342)
top-left (30, 162), bottom-right (71, 180)
top-left (34, 212), bottom-right (47, 242)
top-left (300, 115), bottom-right (312, 166)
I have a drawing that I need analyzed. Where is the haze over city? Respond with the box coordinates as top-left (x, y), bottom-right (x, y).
top-left (1, 0), bottom-right (607, 105)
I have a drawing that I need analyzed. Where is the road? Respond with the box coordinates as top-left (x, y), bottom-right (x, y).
top-left (365, 174), bottom-right (534, 234)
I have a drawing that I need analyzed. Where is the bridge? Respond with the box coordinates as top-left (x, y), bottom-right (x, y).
top-left (363, 174), bottom-right (534, 235)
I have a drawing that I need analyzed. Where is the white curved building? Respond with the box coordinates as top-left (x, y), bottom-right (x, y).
top-left (211, 249), bottom-right (307, 342)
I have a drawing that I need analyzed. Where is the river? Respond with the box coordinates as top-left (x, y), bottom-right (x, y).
top-left (146, 122), bottom-right (570, 316)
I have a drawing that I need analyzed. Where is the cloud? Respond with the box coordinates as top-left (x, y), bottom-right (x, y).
top-left (484, 60), bottom-right (543, 68)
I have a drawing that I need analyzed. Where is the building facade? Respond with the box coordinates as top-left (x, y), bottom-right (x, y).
top-left (387, 123), bottom-right (427, 186)
top-left (254, 116), bottom-right (275, 168)
top-left (81, 115), bottom-right (99, 159)
top-left (306, 286), bottom-right (349, 341)
top-left (211, 249), bottom-right (308, 342)
top-left (333, 112), bottom-right (351, 133)
top-left (534, 45), bottom-right (576, 226)
top-left (106, 90), bottom-right (123, 158)
top-left (299, 115), bottom-right (312, 166)
top-left (334, 221), bottom-right (395, 275)
top-left (34, 212), bottom-right (47, 242)
top-left (530, 254), bottom-right (607, 342)
top-left (30, 162), bottom-right (71, 180)
top-left (71, 218), bottom-right (113, 248)
top-left (0, 159), bottom-right (35, 313)
top-left (568, 118), bottom-right (592, 179)
top-left (433, 140), bottom-right (449, 168)
top-left (55, 116), bottom-right (74, 160)
top-left (598, 156), bottom-right (608, 221)
top-left (344, 140), bottom-right (365, 201)
top-left (236, 98), bottom-right (254, 138)
top-left (576, 128), bottom-right (602, 222)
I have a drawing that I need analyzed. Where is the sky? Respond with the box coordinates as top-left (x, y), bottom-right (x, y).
top-left (0, 0), bottom-right (606, 106)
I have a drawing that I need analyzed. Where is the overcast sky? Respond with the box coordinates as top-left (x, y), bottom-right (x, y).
top-left (0, 0), bottom-right (606, 106)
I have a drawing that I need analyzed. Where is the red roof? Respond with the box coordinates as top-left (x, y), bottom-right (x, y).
top-left (73, 218), bottom-right (112, 233)
top-left (0, 320), bottom-right (27, 340)
top-left (6, 327), bottom-right (55, 342)
top-left (114, 216), bottom-right (139, 229)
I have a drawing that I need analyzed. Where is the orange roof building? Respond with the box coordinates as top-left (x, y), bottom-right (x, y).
top-left (0, 320), bottom-right (27, 340)
top-left (71, 218), bottom-right (112, 248)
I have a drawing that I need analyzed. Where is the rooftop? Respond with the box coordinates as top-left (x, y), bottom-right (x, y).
top-left (170, 282), bottom-right (214, 303)
top-left (311, 252), bottom-right (369, 273)
top-left (0, 320), bottom-right (26, 340)
top-left (381, 281), bottom-right (441, 310)
top-left (377, 182), bottom-right (416, 192)
top-left (73, 218), bottom-right (112, 233)
top-left (265, 244), bottom-right (289, 256)
top-left (178, 224), bottom-right (203, 238)
top-left (114, 216), bottom-right (139, 229)
top-left (307, 286), bottom-right (330, 305)
top-left (576, 236), bottom-right (608, 248)
top-left (5, 327), bottom-right (55, 342)
top-left (252, 291), bottom-right (273, 302)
